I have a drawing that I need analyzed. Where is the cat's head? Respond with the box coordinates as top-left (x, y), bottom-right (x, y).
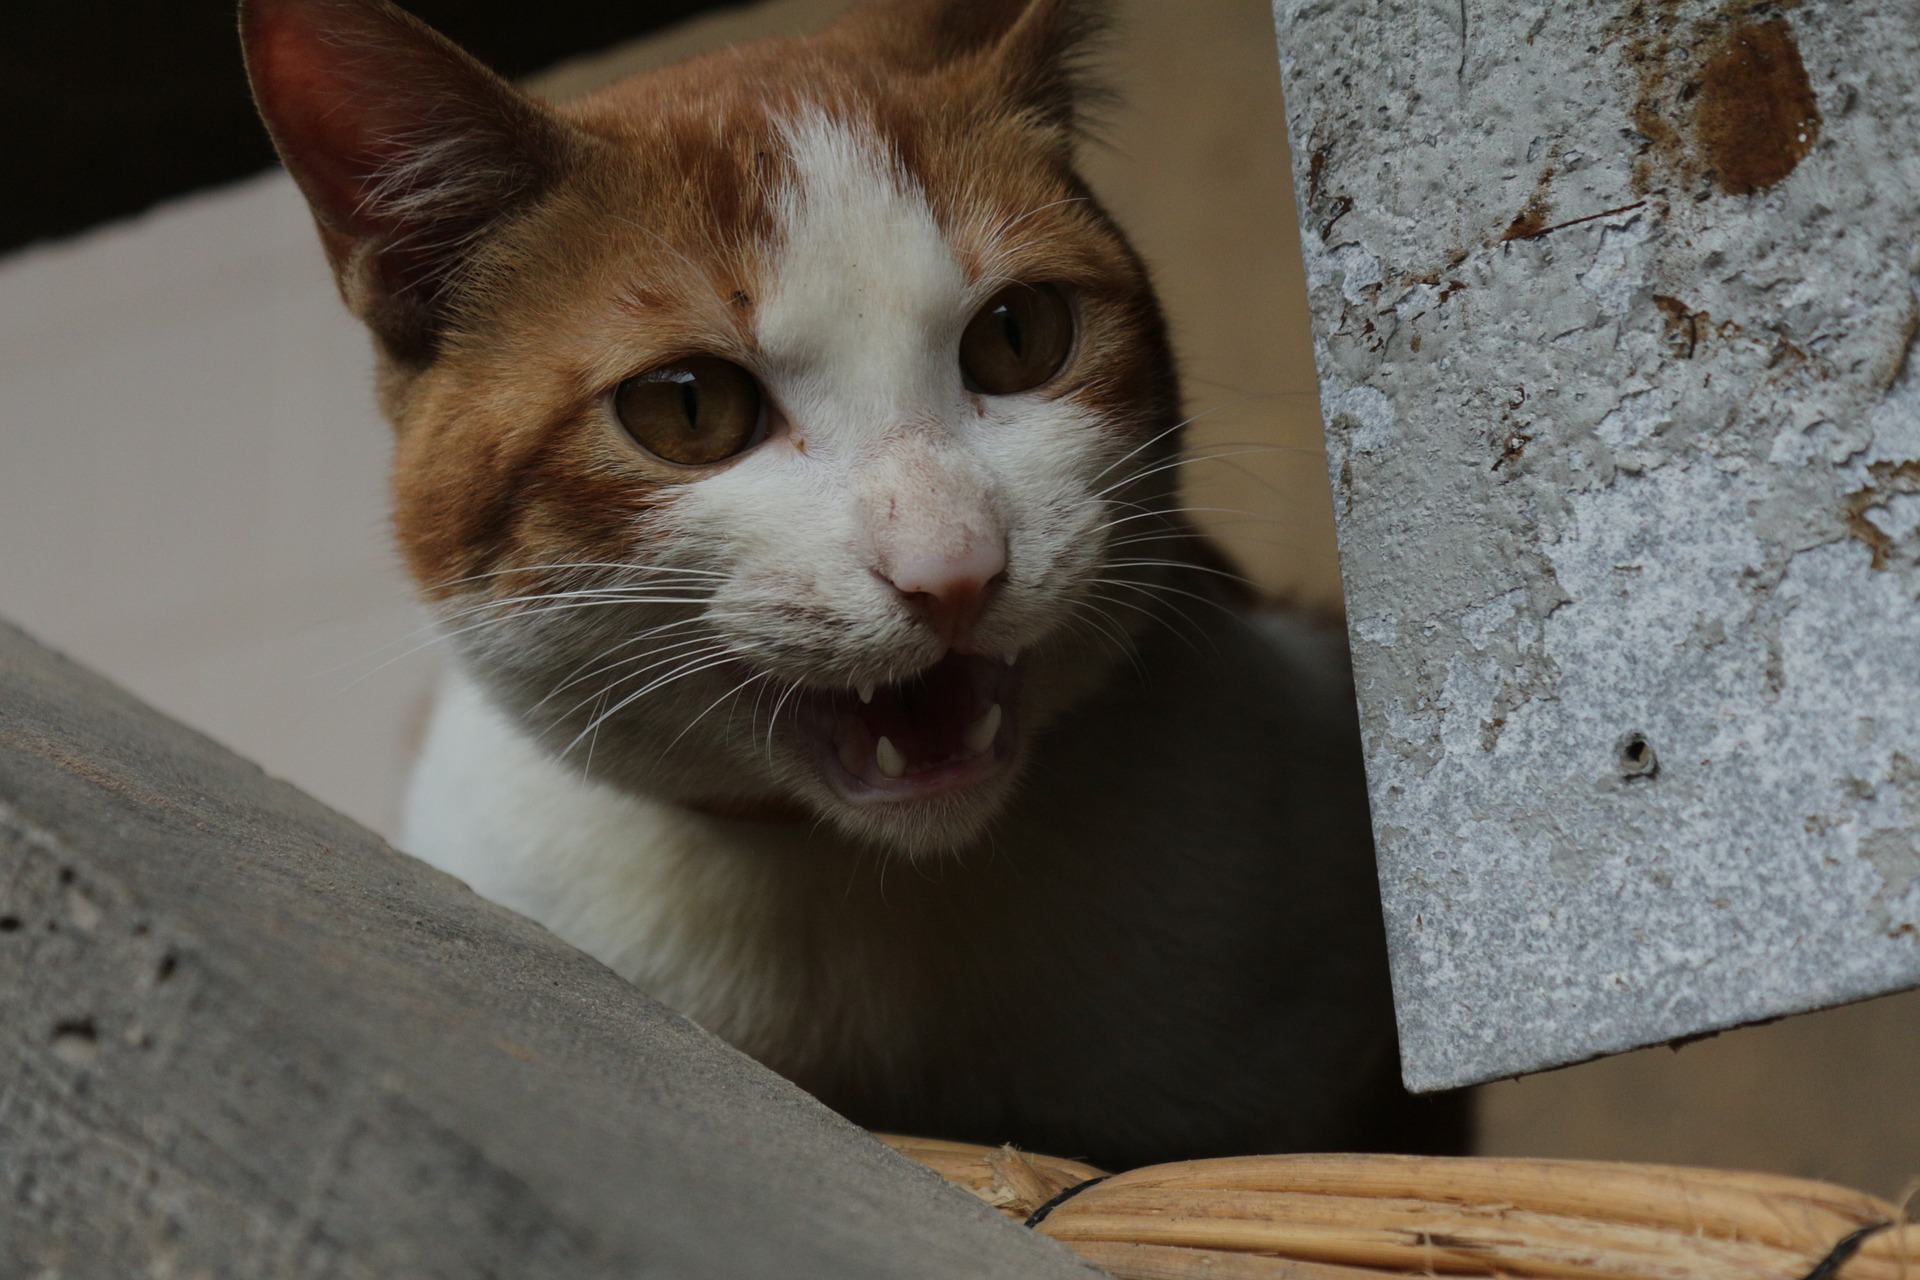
top-left (245, 0), bottom-right (1204, 852)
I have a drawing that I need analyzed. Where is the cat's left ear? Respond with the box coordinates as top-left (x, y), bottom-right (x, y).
top-left (241, 0), bottom-right (581, 363)
top-left (864, 0), bottom-right (1113, 140)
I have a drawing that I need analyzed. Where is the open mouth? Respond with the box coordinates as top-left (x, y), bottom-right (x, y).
top-left (802, 651), bottom-right (1020, 800)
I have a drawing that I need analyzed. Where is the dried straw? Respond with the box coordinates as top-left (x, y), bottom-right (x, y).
top-left (878, 1136), bottom-right (1920, 1280)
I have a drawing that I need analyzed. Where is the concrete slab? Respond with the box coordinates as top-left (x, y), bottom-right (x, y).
top-left (1272, 0), bottom-right (1920, 1090)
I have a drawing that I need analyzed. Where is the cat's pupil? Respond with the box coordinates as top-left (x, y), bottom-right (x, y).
top-left (611, 357), bottom-right (764, 465)
top-left (959, 283), bottom-right (1072, 397)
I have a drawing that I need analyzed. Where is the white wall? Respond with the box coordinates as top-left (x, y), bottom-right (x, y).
top-left (0, 173), bottom-right (435, 840)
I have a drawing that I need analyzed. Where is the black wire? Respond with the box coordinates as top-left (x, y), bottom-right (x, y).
top-left (1797, 1221), bottom-right (1893, 1280)
top-left (1023, 1175), bottom-right (1111, 1230)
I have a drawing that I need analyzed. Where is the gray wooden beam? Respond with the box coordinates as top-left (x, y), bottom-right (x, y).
top-left (0, 620), bottom-right (1095, 1278)
top-left (1274, 0), bottom-right (1920, 1092)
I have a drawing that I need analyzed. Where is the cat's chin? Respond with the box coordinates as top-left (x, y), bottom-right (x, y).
top-left (792, 650), bottom-right (1024, 853)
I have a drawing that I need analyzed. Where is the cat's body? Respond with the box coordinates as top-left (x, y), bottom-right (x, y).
top-left (407, 609), bottom-right (1418, 1166)
top-left (243, 0), bottom-right (1465, 1168)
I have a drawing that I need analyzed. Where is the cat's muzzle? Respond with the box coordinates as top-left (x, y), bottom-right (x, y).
top-left (800, 651), bottom-right (1021, 801)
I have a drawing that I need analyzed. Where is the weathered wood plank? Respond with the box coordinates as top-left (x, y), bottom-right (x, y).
top-left (0, 620), bottom-right (1095, 1278)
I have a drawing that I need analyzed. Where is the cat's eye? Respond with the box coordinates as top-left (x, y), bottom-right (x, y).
top-left (613, 357), bottom-right (766, 466)
top-left (959, 284), bottom-right (1074, 395)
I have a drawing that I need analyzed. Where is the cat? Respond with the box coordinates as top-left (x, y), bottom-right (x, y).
top-left (242, 0), bottom-right (1467, 1169)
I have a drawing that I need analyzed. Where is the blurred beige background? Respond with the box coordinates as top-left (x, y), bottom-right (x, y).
top-left (0, 0), bottom-right (1911, 1201)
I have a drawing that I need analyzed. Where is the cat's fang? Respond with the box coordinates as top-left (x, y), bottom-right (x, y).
top-left (962, 704), bottom-right (1002, 756)
top-left (857, 681), bottom-right (875, 705)
top-left (875, 736), bottom-right (908, 779)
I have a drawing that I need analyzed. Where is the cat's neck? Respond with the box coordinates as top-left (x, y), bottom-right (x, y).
top-left (398, 601), bottom-right (1382, 1157)
top-left (677, 794), bottom-right (814, 824)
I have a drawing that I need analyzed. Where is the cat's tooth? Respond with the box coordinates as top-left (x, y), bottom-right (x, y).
top-left (858, 681), bottom-right (875, 705)
top-left (875, 736), bottom-right (907, 779)
top-left (1003, 650), bottom-right (1019, 667)
top-left (963, 703), bottom-right (1003, 756)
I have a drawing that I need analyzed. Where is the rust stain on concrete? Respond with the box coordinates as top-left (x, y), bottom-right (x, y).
top-left (1652, 293), bottom-right (1702, 358)
top-left (1501, 153), bottom-right (1558, 242)
top-left (1843, 459), bottom-right (1920, 570)
top-left (1618, 0), bottom-right (1689, 194)
top-left (1618, 3), bottom-right (1819, 197)
top-left (1694, 17), bottom-right (1821, 194)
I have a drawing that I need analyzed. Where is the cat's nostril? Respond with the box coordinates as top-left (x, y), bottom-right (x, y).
top-left (885, 542), bottom-right (1008, 648)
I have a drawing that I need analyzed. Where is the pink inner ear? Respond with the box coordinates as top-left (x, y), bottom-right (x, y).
top-left (245, 1), bottom-right (438, 237)
top-left (248, 13), bottom-right (387, 234)
top-left (245, 0), bottom-right (567, 354)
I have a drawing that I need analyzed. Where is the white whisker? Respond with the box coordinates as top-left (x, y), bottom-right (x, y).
top-left (764, 678), bottom-right (805, 764)
top-left (1093, 574), bottom-right (1242, 627)
top-left (658, 669), bottom-right (773, 760)
top-left (559, 647), bottom-right (747, 758)
top-left (556, 641), bottom-right (738, 724)
top-left (538, 631), bottom-right (724, 717)
top-left (1083, 580), bottom-right (1210, 652)
top-left (1104, 557), bottom-right (1255, 588)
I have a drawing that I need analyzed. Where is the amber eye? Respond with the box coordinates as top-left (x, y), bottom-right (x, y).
top-left (613, 357), bottom-right (766, 465)
top-left (959, 283), bottom-right (1074, 395)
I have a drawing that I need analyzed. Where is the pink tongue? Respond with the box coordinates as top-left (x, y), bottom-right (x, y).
top-left (857, 658), bottom-right (982, 766)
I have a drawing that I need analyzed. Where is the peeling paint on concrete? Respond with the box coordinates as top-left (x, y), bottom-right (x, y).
top-left (1273, 0), bottom-right (1920, 1090)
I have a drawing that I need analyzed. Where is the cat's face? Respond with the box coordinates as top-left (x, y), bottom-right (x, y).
top-left (247, 0), bottom-right (1188, 852)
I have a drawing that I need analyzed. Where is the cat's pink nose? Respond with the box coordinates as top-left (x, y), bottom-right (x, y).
top-left (885, 541), bottom-right (1008, 648)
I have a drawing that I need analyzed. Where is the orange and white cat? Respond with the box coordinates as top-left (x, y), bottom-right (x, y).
top-left (243, 0), bottom-right (1464, 1167)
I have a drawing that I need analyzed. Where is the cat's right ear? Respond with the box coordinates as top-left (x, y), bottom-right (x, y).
top-left (240, 0), bottom-right (578, 363)
top-left (864, 0), bottom-right (1113, 141)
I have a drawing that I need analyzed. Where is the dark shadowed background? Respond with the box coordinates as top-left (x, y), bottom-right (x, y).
top-left (2, 0), bottom-right (745, 254)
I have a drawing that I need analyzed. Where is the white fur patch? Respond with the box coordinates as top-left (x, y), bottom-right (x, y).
top-left (403, 672), bottom-right (777, 1014)
top-left (757, 111), bottom-right (973, 434)
top-left (402, 669), bottom-right (922, 1063)
top-left (656, 111), bottom-right (1122, 693)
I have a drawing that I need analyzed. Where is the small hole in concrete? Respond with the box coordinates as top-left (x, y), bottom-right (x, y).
top-left (155, 953), bottom-right (177, 983)
top-left (51, 1018), bottom-right (99, 1066)
top-left (0, 916), bottom-right (20, 932)
top-left (1617, 731), bottom-right (1659, 779)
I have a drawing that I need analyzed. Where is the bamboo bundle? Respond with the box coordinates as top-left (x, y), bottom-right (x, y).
top-left (880, 1134), bottom-right (1105, 1219)
top-left (877, 1137), bottom-right (1919, 1280)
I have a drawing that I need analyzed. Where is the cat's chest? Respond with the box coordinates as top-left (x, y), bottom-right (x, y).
top-left (401, 672), bottom-right (994, 1061)
top-left (398, 628), bottom-right (1403, 1162)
